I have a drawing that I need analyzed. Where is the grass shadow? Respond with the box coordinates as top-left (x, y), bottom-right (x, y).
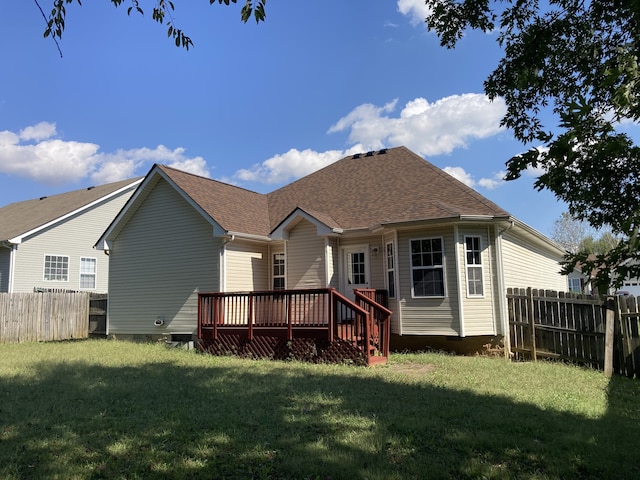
top-left (0, 343), bottom-right (639, 479)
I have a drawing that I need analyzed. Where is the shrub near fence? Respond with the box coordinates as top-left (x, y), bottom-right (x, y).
top-left (0, 292), bottom-right (90, 343)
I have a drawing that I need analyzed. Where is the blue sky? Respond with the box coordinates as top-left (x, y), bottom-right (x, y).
top-left (1, 0), bottom-right (577, 236)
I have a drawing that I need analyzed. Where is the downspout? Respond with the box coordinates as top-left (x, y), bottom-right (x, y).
top-left (495, 221), bottom-right (515, 357)
top-left (454, 225), bottom-right (465, 337)
top-left (220, 234), bottom-right (235, 292)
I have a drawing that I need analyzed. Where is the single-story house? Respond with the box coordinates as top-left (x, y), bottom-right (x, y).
top-left (96, 146), bottom-right (568, 353)
top-left (0, 177), bottom-right (142, 293)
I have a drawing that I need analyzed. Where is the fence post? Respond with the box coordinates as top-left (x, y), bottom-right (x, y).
top-left (604, 296), bottom-right (615, 378)
top-left (527, 287), bottom-right (537, 361)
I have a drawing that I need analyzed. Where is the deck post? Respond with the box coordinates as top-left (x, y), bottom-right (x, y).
top-left (328, 290), bottom-right (335, 341)
top-left (287, 294), bottom-right (293, 341)
top-left (248, 292), bottom-right (254, 341)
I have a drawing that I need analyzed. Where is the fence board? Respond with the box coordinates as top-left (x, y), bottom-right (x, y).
top-left (0, 292), bottom-right (90, 343)
top-left (508, 288), bottom-right (640, 378)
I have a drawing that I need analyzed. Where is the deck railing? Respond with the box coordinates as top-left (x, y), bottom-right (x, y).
top-left (198, 288), bottom-right (390, 363)
top-left (354, 289), bottom-right (392, 361)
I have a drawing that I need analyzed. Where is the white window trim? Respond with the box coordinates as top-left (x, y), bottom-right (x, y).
top-left (385, 241), bottom-right (397, 299)
top-left (409, 237), bottom-right (446, 298)
top-left (464, 235), bottom-right (485, 298)
top-left (79, 257), bottom-right (97, 290)
top-left (43, 254), bottom-right (69, 282)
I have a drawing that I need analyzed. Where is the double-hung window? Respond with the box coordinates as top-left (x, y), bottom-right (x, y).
top-left (80, 257), bottom-right (97, 289)
top-left (410, 238), bottom-right (445, 297)
top-left (272, 253), bottom-right (285, 290)
top-left (44, 255), bottom-right (69, 282)
top-left (465, 236), bottom-right (484, 296)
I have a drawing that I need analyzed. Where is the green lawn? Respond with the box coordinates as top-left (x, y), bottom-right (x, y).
top-left (0, 340), bottom-right (638, 479)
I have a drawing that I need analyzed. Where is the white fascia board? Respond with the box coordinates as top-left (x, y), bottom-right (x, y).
top-left (97, 167), bottom-right (226, 248)
top-left (271, 209), bottom-right (341, 240)
top-left (12, 178), bottom-right (143, 245)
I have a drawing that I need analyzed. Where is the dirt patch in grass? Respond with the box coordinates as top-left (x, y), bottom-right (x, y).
top-left (386, 362), bottom-right (437, 376)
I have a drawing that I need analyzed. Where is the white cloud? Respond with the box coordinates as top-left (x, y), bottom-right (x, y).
top-left (443, 166), bottom-right (474, 187)
top-left (397, 0), bottom-right (431, 26)
top-left (478, 171), bottom-right (506, 189)
top-left (0, 123), bottom-right (209, 186)
top-left (19, 121), bottom-right (57, 141)
top-left (444, 166), bottom-right (506, 190)
top-left (235, 146), bottom-right (363, 185)
top-left (328, 94), bottom-right (506, 156)
top-left (234, 93), bottom-right (508, 190)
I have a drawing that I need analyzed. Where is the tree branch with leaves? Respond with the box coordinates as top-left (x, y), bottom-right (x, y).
top-left (425, 0), bottom-right (640, 290)
top-left (36, 0), bottom-right (266, 55)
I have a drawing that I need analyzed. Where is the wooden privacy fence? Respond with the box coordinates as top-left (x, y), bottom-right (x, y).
top-left (507, 288), bottom-right (640, 378)
top-left (0, 292), bottom-right (90, 343)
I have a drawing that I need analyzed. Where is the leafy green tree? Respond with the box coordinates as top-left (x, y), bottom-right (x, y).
top-left (425, 0), bottom-right (640, 290)
top-left (35, 0), bottom-right (266, 54)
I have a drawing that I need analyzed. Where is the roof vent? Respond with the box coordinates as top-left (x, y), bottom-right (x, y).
top-left (87, 186), bottom-right (95, 190)
top-left (352, 153), bottom-right (361, 159)
top-left (378, 148), bottom-right (387, 154)
top-left (39, 196), bottom-right (47, 200)
top-left (365, 151), bottom-right (374, 157)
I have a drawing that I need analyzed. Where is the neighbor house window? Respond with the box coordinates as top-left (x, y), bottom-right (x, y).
top-left (568, 277), bottom-right (582, 293)
top-left (465, 236), bottom-right (484, 296)
top-left (80, 257), bottom-right (97, 289)
top-left (273, 253), bottom-right (285, 290)
top-left (386, 242), bottom-right (396, 298)
top-left (44, 255), bottom-right (69, 281)
top-left (410, 238), bottom-right (445, 297)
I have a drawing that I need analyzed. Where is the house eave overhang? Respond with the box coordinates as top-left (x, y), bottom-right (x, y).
top-left (271, 208), bottom-right (343, 240)
top-left (371, 215), bottom-right (510, 232)
top-left (11, 178), bottom-right (144, 248)
top-left (496, 216), bottom-right (567, 256)
top-left (95, 166), bottom-right (225, 250)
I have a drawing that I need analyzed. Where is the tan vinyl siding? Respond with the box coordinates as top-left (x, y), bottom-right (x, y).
top-left (108, 180), bottom-right (220, 335)
top-left (457, 227), bottom-right (497, 336)
top-left (287, 220), bottom-right (326, 289)
top-left (0, 247), bottom-right (10, 292)
top-left (9, 190), bottom-right (131, 293)
top-left (225, 240), bottom-right (269, 292)
top-left (501, 230), bottom-right (566, 291)
top-left (396, 227), bottom-right (460, 336)
top-left (326, 238), bottom-right (339, 288)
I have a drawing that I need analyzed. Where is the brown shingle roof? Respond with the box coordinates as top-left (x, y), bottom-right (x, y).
top-left (153, 146), bottom-right (510, 237)
top-left (267, 146), bottom-right (510, 231)
top-left (157, 165), bottom-right (271, 236)
top-left (0, 177), bottom-right (142, 242)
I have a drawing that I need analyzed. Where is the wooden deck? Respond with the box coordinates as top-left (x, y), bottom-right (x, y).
top-left (197, 288), bottom-right (391, 366)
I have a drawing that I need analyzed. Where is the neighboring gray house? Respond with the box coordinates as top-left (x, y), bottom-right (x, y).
top-left (0, 178), bottom-right (142, 293)
top-left (96, 146), bottom-right (568, 352)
